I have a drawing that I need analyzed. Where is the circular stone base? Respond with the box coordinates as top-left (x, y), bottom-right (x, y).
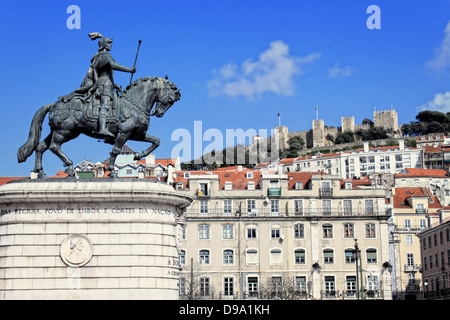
top-left (0, 179), bottom-right (192, 300)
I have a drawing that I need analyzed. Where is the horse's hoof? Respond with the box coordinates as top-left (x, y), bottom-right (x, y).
top-left (109, 171), bottom-right (118, 179)
top-left (134, 153), bottom-right (142, 161)
top-left (37, 172), bottom-right (47, 179)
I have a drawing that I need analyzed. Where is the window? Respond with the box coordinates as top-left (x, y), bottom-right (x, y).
top-left (246, 249), bottom-right (258, 265)
top-left (179, 250), bottom-right (186, 266)
top-left (247, 277), bottom-right (258, 298)
top-left (405, 235), bottom-right (413, 246)
top-left (271, 277), bottom-right (283, 297)
top-left (126, 168), bottom-right (133, 175)
top-left (223, 224), bottom-right (233, 239)
top-left (200, 277), bottom-right (210, 297)
top-left (271, 226), bottom-right (281, 239)
top-left (345, 249), bottom-right (355, 263)
top-left (179, 277), bottom-right (186, 296)
top-left (223, 200), bottom-right (232, 215)
top-left (199, 250), bottom-right (210, 264)
top-left (247, 200), bottom-right (256, 214)
top-left (322, 200), bottom-right (331, 215)
top-left (295, 277), bottom-right (307, 293)
top-left (223, 249), bottom-right (234, 264)
top-left (224, 181), bottom-right (232, 190)
top-left (246, 172), bottom-right (253, 179)
top-left (294, 200), bottom-right (303, 215)
top-left (295, 249), bottom-right (306, 264)
top-left (224, 277), bottom-right (234, 297)
top-left (199, 224), bottom-right (210, 239)
top-left (406, 253), bottom-right (414, 266)
top-left (366, 275), bottom-right (379, 294)
top-left (270, 249), bottom-right (282, 265)
top-left (294, 223), bottom-right (305, 239)
top-left (323, 224), bottom-right (333, 238)
top-left (343, 200), bottom-right (352, 215)
top-left (324, 276), bottom-right (336, 297)
top-left (365, 200), bottom-right (374, 214)
top-left (366, 249), bottom-right (377, 263)
top-left (199, 183), bottom-right (208, 196)
top-left (247, 226), bottom-right (257, 239)
top-left (346, 276), bottom-right (357, 297)
top-left (247, 181), bottom-right (255, 190)
top-left (271, 200), bottom-right (279, 215)
top-left (404, 219), bottom-right (411, 230)
top-left (294, 181), bottom-right (303, 190)
top-left (344, 223), bottom-right (354, 238)
top-left (323, 249), bottom-right (334, 264)
top-left (200, 200), bottom-right (208, 214)
top-left (365, 223), bottom-right (376, 238)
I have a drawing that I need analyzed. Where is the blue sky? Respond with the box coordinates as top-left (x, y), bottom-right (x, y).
top-left (2, 0), bottom-right (450, 176)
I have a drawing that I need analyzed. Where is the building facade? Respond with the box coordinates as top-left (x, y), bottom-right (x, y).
top-left (389, 187), bottom-right (442, 299)
top-left (418, 208), bottom-right (450, 299)
top-left (175, 167), bottom-right (393, 300)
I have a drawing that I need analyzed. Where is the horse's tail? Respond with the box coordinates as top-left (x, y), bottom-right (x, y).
top-left (17, 103), bottom-right (53, 163)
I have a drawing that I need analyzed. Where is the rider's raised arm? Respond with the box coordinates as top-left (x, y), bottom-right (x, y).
top-left (110, 61), bottom-right (136, 74)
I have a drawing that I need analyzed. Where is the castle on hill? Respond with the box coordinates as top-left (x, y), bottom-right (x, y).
top-left (266, 108), bottom-right (400, 151)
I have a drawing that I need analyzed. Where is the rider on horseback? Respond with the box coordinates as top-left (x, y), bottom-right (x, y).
top-left (88, 33), bottom-right (136, 138)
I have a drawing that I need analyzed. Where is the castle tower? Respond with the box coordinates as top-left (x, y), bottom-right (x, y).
top-left (275, 125), bottom-right (289, 151)
top-left (373, 109), bottom-right (398, 131)
top-left (312, 119), bottom-right (325, 148)
top-left (341, 116), bottom-right (355, 133)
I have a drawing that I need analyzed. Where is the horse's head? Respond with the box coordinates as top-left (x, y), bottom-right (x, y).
top-left (151, 78), bottom-right (181, 118)
top-left (125, 76), bottom-right (181, 118)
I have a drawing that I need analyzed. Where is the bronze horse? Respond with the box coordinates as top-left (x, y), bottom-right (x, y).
top-left (17, 76), bottom-right (180, 178)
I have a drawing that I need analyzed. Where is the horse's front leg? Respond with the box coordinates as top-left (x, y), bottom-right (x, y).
top-left (132, 133), bottom-right (160, 160)
top-left (108, 131), bottom-right (132, 178)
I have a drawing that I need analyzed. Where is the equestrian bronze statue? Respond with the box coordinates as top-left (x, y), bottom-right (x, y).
top-left (17, 33), bottom-right (181, 178)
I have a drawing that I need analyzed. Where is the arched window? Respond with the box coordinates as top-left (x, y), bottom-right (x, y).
top-left (294, 249), bottom-right (305, 264)
top-left (223, 249), bottom-right (234, 264)
top-left (366, 248), bottom-right (377, 263)
top-left (270, 248), bottom-right (282, 265)
top-left (199, 249), bottom-right (210, 264)
top-left (323, 249), bottom-right (334, 264)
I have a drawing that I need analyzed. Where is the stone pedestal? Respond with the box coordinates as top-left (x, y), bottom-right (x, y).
top-left (0, 179), bottom-right (192, 300)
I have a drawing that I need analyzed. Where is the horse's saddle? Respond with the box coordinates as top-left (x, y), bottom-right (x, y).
top-left (83, 96), bottom-right (119, 122)
top-left (57, 93), bottom-right (119, 122)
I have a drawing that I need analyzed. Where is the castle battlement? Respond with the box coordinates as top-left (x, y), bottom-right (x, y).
top-left (269, 107), bottom-right (400, 151)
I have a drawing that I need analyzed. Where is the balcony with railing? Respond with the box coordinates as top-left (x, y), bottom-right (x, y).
top-left (394, 225), bottom-right (426, 234)
top-left (185, 207), bottom-right (391, 218)
top-left (404, 264), bottom-right (421, 273)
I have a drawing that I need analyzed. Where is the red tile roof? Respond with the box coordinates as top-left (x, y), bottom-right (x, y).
top-left (287, 172), bottom-right (321, 189)
top-left (393, 187), bottom-right (442, 210)
top-left (396, 168), bottom-right (448, 178)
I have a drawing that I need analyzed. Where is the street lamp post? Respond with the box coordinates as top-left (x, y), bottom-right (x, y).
top-left (354, 239), bottom-right (362, 300)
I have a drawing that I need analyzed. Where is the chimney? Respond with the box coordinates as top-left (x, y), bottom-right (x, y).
top-left (399, 139), bottom-right (405, 150)
top-left (146, 154), bottom-right (155, 166)
top-left (364, 142), bottom-right (369, 153)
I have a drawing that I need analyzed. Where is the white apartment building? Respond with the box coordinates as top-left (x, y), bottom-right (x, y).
top-left (174, 167), bottom-right (393, 300)
top-left (282, 140), bottom-right (423, 180)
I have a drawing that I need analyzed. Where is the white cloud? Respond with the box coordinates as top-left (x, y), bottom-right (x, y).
top-left (426, 21), bottom-right (450, 73)
top-left (417, 91), bottom-right (450, 113)
top-left (328, 62), bottom-right (357, 78)
top-left (208, 40), bottom-right (321, 99)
